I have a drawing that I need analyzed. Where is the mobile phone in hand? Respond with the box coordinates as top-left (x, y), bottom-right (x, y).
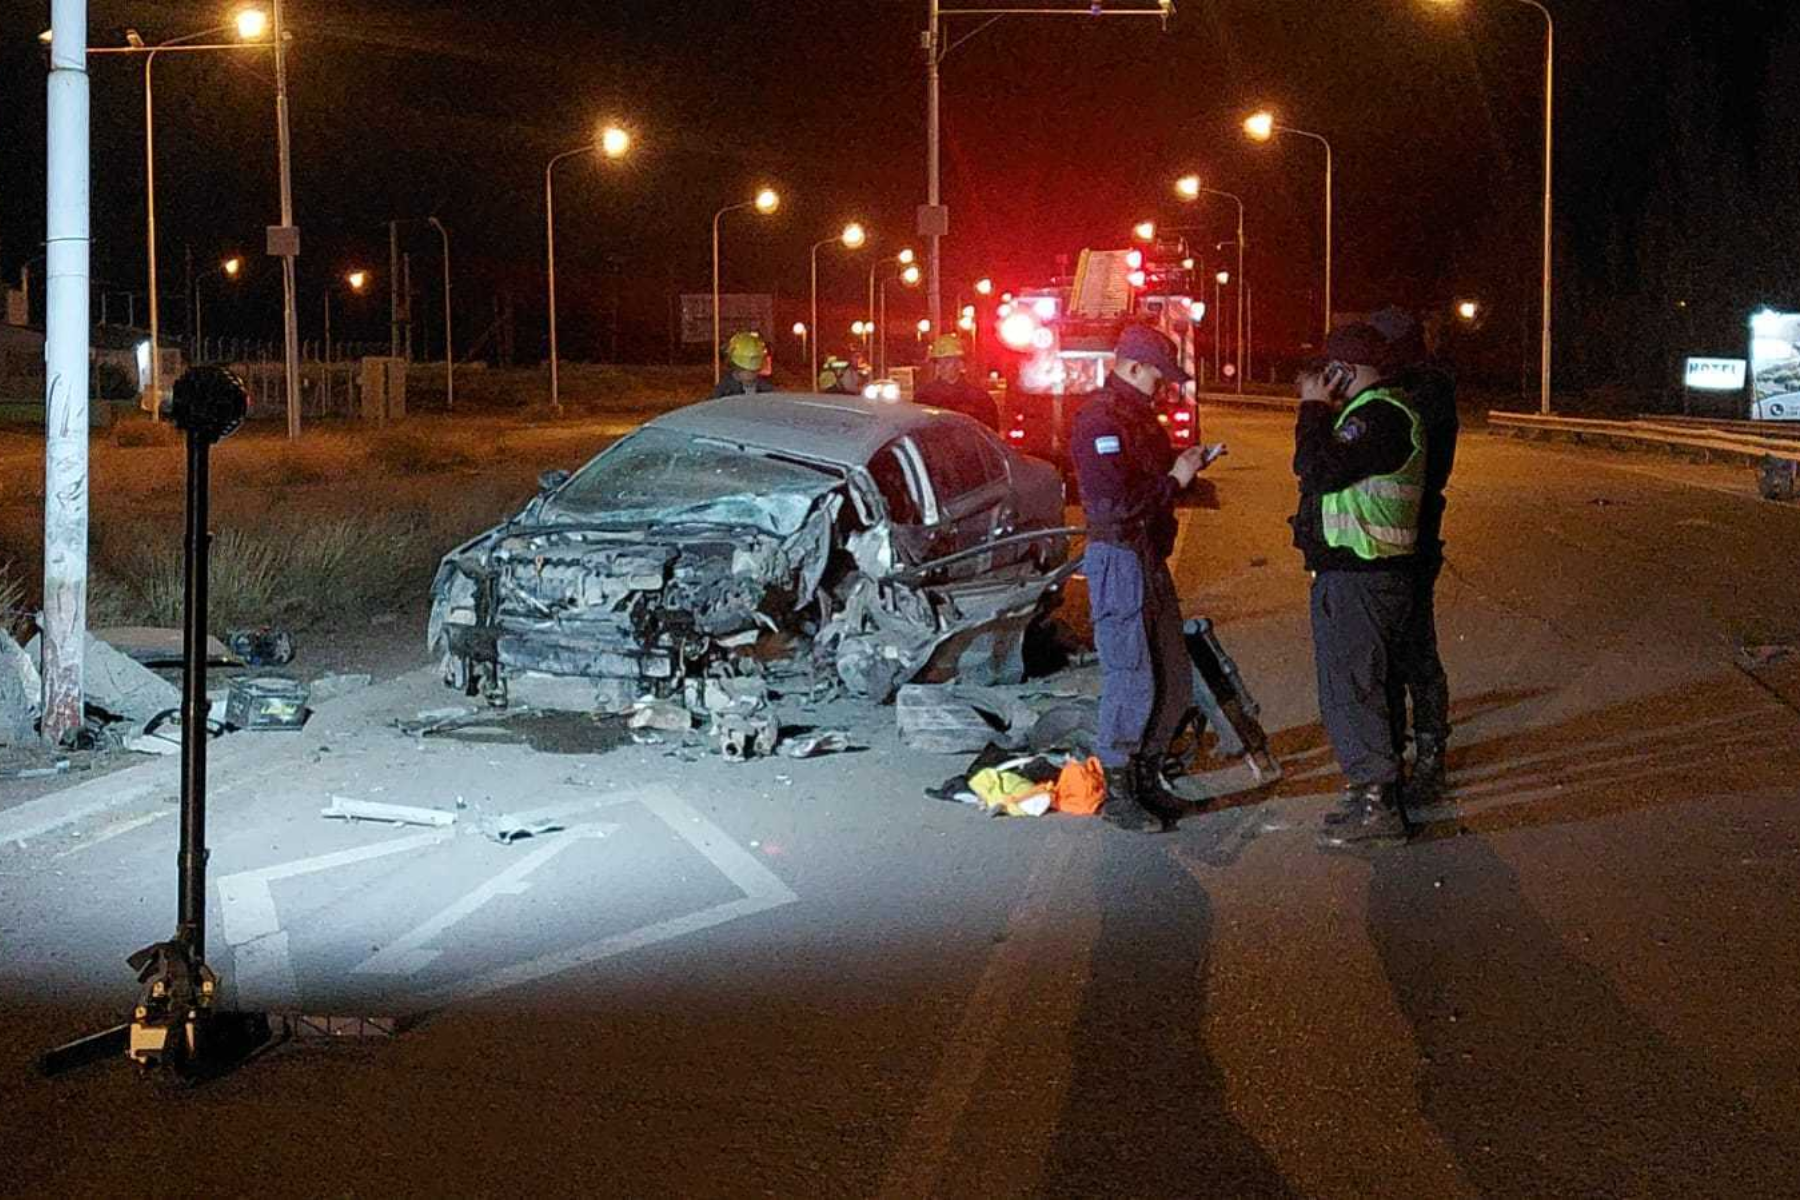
top-left (1202, 442), bottom-right (1228, 466)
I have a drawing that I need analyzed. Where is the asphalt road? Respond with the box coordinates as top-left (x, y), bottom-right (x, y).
top-left (4, 407), bottom-right (1800, 1198)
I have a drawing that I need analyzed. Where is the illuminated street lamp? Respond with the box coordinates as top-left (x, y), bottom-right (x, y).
top-left (1456, 298), bottom-right (1481, 321)
top-left (974, 277), bottom-right (993, 296)
top-left (1172, 173), bottom-right (1249, 391)
top-left (1133, 220), bottom-right (1157, 242)
top-left (916, 317), bottom-right (933, 342)
top-left (868, 250), bottom-right (919, 378)
top-left (545, 121), bottom-right (634, 414)
top-left (792, 320), bottom-right (808, 364)
top-left (1424, 0), bottom-right (1554, 414)
top-left (322, 268), bottom-right (369, 408)
top-left (189, 256), bottom-right (243, 359)
top-left (86, 10), bottom-right (273, 419)
top-left (1244, 109), bottom-right (1333, 345)
top-left (712, 186), bottom-right (783, 383)
top-left (811, 222), bottom-right (868, 385)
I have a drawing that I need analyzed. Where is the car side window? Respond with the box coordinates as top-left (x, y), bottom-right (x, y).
top-left (867, 440), bottom-right (924, 526)
top-left (912, 422), bottom-right (996, 505)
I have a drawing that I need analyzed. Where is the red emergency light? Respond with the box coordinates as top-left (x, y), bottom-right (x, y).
top-left (1127, 269), bottom-right (1147, 289)
top-left (998, 310), bottom-right (1038, 350)
top-left (1125, 249), bottom-right (1144, 271)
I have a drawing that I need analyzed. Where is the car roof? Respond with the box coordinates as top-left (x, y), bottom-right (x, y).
top-left (644, 392), bottom-right (970, 467)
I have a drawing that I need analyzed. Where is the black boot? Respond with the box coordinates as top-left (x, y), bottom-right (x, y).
top-left (1317, 781), bottom-right (1410, 848)
top-left (1407, 734), bottom-right (1447, 807)
top-left (1102, 765), bottom-right (1166, 834)
top-left (1132, 755), bottom-right (1188, 825)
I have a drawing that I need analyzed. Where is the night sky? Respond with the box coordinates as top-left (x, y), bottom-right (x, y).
top-left (2, 1), bottom-right (1795, 383)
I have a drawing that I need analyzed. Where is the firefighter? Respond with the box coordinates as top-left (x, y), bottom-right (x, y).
top-left (1291, 323), bottom-right (1428, 847)
top-left (914, 334), bottom-right (1000, 430)
top-left (1071, 324), bottom-right (1214, 833)
top-left (817, 355), bottom-right (861, 395)
top-left (1369, 305), bottom-right (1458, 804)
top-left (711, 331), bottom-right (776, 398)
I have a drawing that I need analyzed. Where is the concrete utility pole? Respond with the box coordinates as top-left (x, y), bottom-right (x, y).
top-left (42, 0), bottom-right (91, 745)
top-left (271, 0), bottom-right (301, 439)
top-left (428, 217), bottom-right (453, 409)
top-left (924, 1), bottom-right (1172, 332)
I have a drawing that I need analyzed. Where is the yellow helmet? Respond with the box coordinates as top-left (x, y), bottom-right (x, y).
top-left (726, 331), bottom-right (768, 372)
top-left (928, 333), bottom-right (966, 360)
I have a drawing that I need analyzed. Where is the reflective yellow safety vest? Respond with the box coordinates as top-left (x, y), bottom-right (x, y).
top-left (1321, 387), bottom-right (1425, 560)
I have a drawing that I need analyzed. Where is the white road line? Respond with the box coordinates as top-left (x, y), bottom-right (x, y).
top-left (411, 789), bottom-right (797, 1008)
top-left (50, 809), bottom-right (172, 860)
top-left (218, 830), bottom-right (450, 947)
top-left (214, 785), bottom-right (798, 1011)
top-left (353, 823), bottom-right (618, 976)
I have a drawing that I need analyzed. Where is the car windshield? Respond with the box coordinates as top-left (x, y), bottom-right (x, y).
top-left (549, 427), bottom-right (837, 536)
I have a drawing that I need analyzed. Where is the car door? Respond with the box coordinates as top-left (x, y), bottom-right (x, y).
top-left (908, 419), bottom-right (1013, 580)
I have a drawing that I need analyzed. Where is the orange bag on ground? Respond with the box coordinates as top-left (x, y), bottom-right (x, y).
top-left (1053, 756), bottom-right (1106, 816)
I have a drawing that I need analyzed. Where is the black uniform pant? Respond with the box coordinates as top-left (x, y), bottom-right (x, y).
top-left (1394, 556), bottom-right (1451, 747)
top-left (1310, 570), bottom-right (1414, 787)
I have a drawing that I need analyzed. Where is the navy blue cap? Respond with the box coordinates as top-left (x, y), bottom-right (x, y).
top-left (1114, 323), bottom-right (1191, 384)
top-left (1324, 322), bottom-right (1389, 368)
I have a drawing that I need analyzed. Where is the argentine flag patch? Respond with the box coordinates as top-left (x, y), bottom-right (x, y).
top-left (1094, 435), bottom-right (1122, 455)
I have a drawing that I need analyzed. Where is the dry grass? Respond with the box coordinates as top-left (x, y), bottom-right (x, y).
top-left (110, 419), bottom-right (182, 449)
top-left (0, 406), bottom-right (659, 637)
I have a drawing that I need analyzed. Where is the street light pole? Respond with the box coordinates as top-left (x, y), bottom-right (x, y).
top-left (428, 217), bottom-right (453, 410)
top-left (544, 146), bottom-right (583, 416)
top-left (925, 1), bottom-right (1172, 335)
top-left (1521, 0), bottom-right (1554, 415)
top-left (810, 223), bottom-right (866, 388)
top-left (271, 0), bottom-right (300, 439)
top-left (42, 0), bottom-right (91, 746)
top-left (1178, 180), bottom-right (1247, 393)
top-left (1245, 116), bottom-right (1331, 345)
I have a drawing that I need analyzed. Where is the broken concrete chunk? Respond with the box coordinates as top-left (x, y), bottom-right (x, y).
top-left (25, 631), bottom-right (180, 726)
top-left (776, 729), bottom-right (851, 758)
top-left (0, 635), bottom-right (41, 746)
top-left (628, 697), bottom-right (692, 733)
top-left (469, 814), bottom-right (566, 844)
top-left (320, 796), bottom-right (458, 828)
top-left (896, 683), bottom-right (1039, 754)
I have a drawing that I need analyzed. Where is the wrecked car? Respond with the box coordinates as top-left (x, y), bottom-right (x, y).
top-left (427, 393), bottom-right (1077, 711)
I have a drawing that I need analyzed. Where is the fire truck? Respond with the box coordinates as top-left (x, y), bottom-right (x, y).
top-left (991, 242), bottom-right (1204, 475)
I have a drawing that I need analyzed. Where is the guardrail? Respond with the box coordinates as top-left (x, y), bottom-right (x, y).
top-left (1488, 410), bottom-right (1800, 466)
top-left (1194, 389), bottom-right (1299, 412)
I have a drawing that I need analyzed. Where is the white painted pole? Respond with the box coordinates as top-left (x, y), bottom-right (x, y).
top-left (42, 0), bottom-right (91, 746)
top-left (143, 49), bottom-right (161, 415)
top-left (925, 0), bottom-right (942, 333)
top-left (272, 0), bottom-right (301, 439)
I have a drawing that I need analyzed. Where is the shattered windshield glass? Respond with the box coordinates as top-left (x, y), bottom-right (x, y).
top-left (550, 427), bottom-right (837, 535)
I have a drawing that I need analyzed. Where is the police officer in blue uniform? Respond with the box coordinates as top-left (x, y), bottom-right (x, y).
top-left (1072, 324), bottom-right (1214, 833)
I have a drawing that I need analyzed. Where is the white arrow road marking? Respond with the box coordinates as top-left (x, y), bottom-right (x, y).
top-left (218, 830), bottom-right (452, 1008)
top-left (410, 789), bottom-right (798, 1008)
top-left (351, 822), bottom-right (619, 977)
top-left (214, 786), bottom-right (798, 1010)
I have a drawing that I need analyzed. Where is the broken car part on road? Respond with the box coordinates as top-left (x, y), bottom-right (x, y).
top-left (427, 394), bottom-right (1076, 722)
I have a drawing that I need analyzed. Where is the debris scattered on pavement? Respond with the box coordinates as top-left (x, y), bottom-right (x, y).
top-left (227, 626), bottom-right (296, 666)
top-left (25, 631), bottom-right (180, 726)
top-left (628, 697), bottom-right (692, 733)
top-left (395, 706), bottom-right (491, 736)
top-left (896, 684), bottom-right (1040, 753)
top-left (307, 673), bottom-right (373, 704)
top-left (776, 729), bottom-right (851, 758)
top-left (695, 676), bottom-right (780, 762)
top-left (467, 812), bottom-right (566, 844)
top-left (225, 675), bottom-right (310, 730)
top-left (320, 796), bottom-right (458, 828)
top-left (0, 634), bottom-right (40, 747)
top-left (0, 759), bottom-right (70, 781)
top-left (92, 626), bottom-right (233, 667)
